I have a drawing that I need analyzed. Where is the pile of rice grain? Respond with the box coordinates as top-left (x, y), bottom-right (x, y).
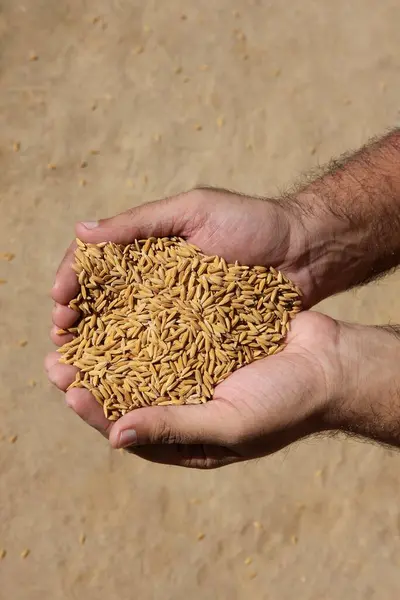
top-left (58, 237), bottom-right (302, 420)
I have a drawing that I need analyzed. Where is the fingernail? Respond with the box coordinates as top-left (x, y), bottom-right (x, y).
top-left (118, 429), bottom-right (137, 448)
top-left (81, 221), bottom-right (98, 230)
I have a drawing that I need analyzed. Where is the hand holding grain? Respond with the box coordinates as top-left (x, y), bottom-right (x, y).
top-left (58, 238), bottom-right (302, 419)
top-left (46, 132), bottom-right (400, 465)
top-left (45, 188), bottom-right (340, 467)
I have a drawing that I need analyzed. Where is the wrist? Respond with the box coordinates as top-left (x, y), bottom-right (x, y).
top-left (321, 323), bottom-right (400, 446)
top-left (284, 190), bottom-right (366, 306)
top-left (284, 130), bottom-right (400, 305)
top-left (277, 192), bottom-right (348, 307)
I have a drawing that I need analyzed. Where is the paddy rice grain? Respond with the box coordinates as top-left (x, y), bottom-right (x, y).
top-left (58, 237), bottom-right (302, 420)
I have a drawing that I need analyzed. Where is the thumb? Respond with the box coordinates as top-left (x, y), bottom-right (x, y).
top-left (75, 193), bottom-right (200, 245)
top-left (108, 402), bottom-right (243, 449)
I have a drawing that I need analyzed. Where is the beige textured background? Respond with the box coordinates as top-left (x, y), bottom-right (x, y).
top-left (1, 1), bottom-right (400, 598)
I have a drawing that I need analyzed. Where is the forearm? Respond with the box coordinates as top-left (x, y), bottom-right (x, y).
top-left (323, 322), bottom-right (400, 447)
top-left (289, 129), bottom-right (400, 305)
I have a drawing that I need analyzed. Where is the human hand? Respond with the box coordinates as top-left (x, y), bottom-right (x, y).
top-left (47, 187), bottom-right (400, 466)
top-left (46, 188), bottom-right (337, 464)
top-left (46, 298), bottom-right (400, 468)
top-left (46, 310), bottom-right (341, 468)
top-left (46, 187), bottom-right (325, 464)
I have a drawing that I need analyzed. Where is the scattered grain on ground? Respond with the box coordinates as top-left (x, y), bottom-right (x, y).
top-left (0, 252), bottom-right (15, 261)
top-left (248, 571), bottom-right (257, 580)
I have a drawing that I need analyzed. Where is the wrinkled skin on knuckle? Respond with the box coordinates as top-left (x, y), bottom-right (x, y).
top-left (151, 417), bottom-right (182, 445)
top-left (182, 456), bottom-right (221, 470)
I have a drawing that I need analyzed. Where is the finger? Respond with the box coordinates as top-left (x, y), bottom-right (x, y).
top-left (46, 355), bottom-right (78, 391)
top-left (125, 444), bottom-right (240, 469)
top-left (52, 240), bottom-right (79, 305)
top-left (75, 194), bottom-right (200, 245)
top-left (65, 388), bottom-right (113, 437)
top-left (44, 351), bottom-right (61, 373)
top-left (50, 324), bottom-right (74, 346)
top-left (108, 400), bottom-right (242, 450)
top-left (52, 303), bottom-right (79, 329)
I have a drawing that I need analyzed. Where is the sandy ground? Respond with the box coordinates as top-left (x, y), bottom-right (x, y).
top-left (1, 1), bottom-right (400, 598)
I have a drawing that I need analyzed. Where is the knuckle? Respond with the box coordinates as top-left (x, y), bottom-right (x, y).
top-left (151, 416), bottom-right (179, 445)
top-left (184, 457), bottom-right (222, 470)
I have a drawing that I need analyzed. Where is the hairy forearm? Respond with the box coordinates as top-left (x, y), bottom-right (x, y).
top-left (289, 129), bottom-right (400, 305)
top-left (324, 323), bottom-right (400, 447)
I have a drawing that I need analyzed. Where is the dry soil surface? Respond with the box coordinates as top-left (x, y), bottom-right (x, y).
top-left (1, 1), bottom-right (400, 599)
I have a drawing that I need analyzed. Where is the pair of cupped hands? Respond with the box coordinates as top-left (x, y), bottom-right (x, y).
top-left (45, 188), bottom-right (383, 468)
